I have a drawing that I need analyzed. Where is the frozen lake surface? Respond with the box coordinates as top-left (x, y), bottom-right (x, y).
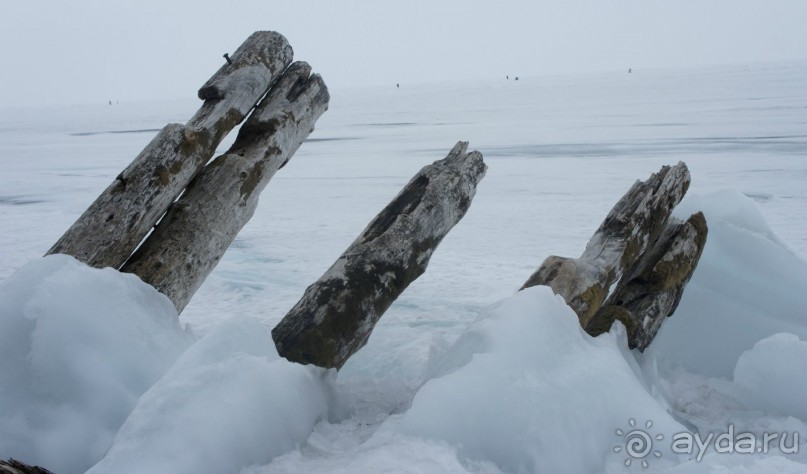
top-left (1, 59), bottom-right (806, 473)
top-left (2, 60), bottom-right (805, 329)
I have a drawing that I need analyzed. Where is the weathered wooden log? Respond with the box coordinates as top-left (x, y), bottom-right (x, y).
top-left (272, 142), bottom-right (487, 369)
top-left (46, 31), bottom-right (293, 269)
top-left (585, 212), bottom-right (708, 349)
top-left (121, 62), bottom-right (329, 313)
top-left (0, 459), bottom-right (53, 474)
top-left (521, 162), bottom-right (691, 327)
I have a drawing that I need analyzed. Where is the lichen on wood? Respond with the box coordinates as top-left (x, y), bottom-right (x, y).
top-left (122, 62), bottom-right (329, 313)
top-left (272, 142), bottom-right (487, 369)
top-left (587, 211), bottom-right (708, 350)
top-left (47, 31), bottom-right (293, 269)
top-left (522, 162), bottom-right (707, 350)
top-left (523, 163), bottom-right (691, 325)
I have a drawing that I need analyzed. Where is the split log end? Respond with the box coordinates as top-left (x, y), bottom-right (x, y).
top-left (197, 31), bottom-right (293, 101)
top-left (588, 211), bottom-right (708, 350)
top-left (521, 162), bottom-right (706, 350)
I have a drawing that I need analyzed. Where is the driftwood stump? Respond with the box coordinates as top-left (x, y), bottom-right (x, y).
top-left (272, 141), bottom-right (487, 369)
top-left (587, 212), bottom-right (707, 349)
top-left (122, 62), bottom-right (329, 312)
top-left (46, 31), bottom-right (293, 269)
top-left (522, 163), bottom-right (707, 349)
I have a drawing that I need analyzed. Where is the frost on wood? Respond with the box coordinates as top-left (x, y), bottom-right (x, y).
top-left (46, 31), bottom-right (293, 269)
top-left (272, 142), bottom-right (487, 369)
top-left (522, 162), bottom-right (707, 349)
top-left (122, 62), bottom-right (329, 313)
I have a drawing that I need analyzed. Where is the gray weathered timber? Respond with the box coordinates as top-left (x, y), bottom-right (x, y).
top-left (191, 31), bottom-right (293, 137)
top-left (586, 212), bottom-right (708, 349)
top-left (46, 124), bottom-right (185, 267)
top-left (46, 31), bottom-right (293, 269)
top-left (522, 163), bottom-right (691, 328)
top-left (272, 142), bottom-right (487, 370)
top-left (0, 458), bottom-right (53, 474)
top-left (122, 62), bottom-right (329, 313)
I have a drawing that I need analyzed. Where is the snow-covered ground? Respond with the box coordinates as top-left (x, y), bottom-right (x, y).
top-left (1, 59), bottom-right (807, 473)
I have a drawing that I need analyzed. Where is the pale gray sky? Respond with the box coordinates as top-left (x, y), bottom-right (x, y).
top-left (1, 0), bottom-right (806, 107)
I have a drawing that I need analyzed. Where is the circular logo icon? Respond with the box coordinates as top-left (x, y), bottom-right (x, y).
top-left (614, 418), bottom-right (664, 468)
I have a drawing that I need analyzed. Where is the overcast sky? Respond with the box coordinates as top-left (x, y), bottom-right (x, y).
top-left (1, 0), bottom-right (806, 107)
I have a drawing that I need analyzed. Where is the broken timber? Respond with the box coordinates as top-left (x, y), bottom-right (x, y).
top-left (272, 141), bottom-right (487, 369)
top-left (0, 459), bottom-right (53, 474)
top-left (122, 62), bottom-right (329, 313)
top-left (588, 212), bottom-right (707, 349)
top-left (522, 162), bottom-right (707, 349)
top-left (46, 31), bottom-right (293, 269)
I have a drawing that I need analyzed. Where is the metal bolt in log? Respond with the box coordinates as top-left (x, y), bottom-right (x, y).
top-left (122, 62), bottom-right (329, 313)
top-left (46, 31), bottom-right (293, 269)
top-left (272, 141), bottom-right (487, 369)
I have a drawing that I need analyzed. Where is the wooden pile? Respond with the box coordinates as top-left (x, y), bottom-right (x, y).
top-left (522, 163), bottom-right (707, 349)
top-left (7, 31), bottom-right (712, 473)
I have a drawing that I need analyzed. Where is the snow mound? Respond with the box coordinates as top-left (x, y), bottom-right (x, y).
top-left (734, 333), bottom-right (807, 420)
top-left (249, 429), bottom-right (503, 474)
top-left (0, 255), bottom-right (192, 474)
top-left (3, 189), bottom-right (807, 474)
top-left (397, 286), bottom-right (686, 473)
top-left (647, 190), bottom-right (807, 377)
top-left (245, 189), bottom-right (807, 473)
top-left (87, 317), bottom-right (329, 474)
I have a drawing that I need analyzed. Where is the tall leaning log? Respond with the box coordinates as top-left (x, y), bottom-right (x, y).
top-left (121, 62), bottom-right (329, 313)
top-left (46, 31), bottom-right (293, 269)
top-left (272, 142), bottom-right (487, 369)
top-left (522, 163), bottom-right (691, 327)
top-left (586, 212), bottom-right (707, 349)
